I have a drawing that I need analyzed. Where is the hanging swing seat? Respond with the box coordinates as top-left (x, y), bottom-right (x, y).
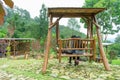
top-left (60, 53), bottom-right (93, 57)
top-left (57, 38), bottom-right (96, 62)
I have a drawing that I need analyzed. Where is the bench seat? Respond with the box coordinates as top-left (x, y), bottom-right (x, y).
top-left (61, 53), bottom-right (93, 57)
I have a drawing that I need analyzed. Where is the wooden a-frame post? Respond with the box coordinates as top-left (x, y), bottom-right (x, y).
top-left (86, 16), bottom-right (110, 70)
top-left (93, 16), bottom-right (110, 70)
top-left (42, 14), bottom-right (62, 73)
top-left (42, 14), bottom-right (52, 73)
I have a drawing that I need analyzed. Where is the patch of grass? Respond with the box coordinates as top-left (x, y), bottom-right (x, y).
top-left (112, 59), bottom-right (120, 65)
top-left (0, 58), bottom-right (120, 80)
top-left (0, 58), bottom-right (62, 80)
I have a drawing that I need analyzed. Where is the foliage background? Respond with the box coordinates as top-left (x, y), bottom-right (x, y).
top-left (0, 1), bottom-right (120, 57)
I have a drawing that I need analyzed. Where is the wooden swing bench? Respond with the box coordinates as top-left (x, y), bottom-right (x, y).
top-left (42, 8), bottom-right (110, 73)
top-left (57, 38), bottom-right (96, 62)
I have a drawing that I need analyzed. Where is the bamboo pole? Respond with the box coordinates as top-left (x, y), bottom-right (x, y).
top-left (93, 16), bottom-right (110, 70)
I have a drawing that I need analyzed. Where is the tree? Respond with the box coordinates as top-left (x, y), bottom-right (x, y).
top-left (0, 4), bottom-right (48, 39)
top-left (59, 25), bottom-right (86, 38)
top-left (0, 3), bottom-right (48, 40)
top-left (12, 7), bottom-right (32, 38)
top-left (83, 0), bottom-right (120, 41)
top-left (67, 18), bottom-right (80, 31)
top-left (0, 0), bottom-right (14, 25)
top-left (4, 6), bottom-right (32, 38)
top-left (33, 4), bottom-right (48, 39)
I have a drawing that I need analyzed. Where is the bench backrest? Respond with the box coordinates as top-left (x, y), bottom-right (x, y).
top-left (58, 38), bottom-right (96, 53)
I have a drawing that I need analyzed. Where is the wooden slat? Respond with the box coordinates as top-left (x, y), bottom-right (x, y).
top-left (59, 38), bottom-right (94, 41)
top-left (61, 48), bottom-right (93, 50)
top-left (61, 53), bottom-right (93, 57)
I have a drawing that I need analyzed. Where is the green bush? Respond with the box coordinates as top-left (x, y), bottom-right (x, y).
top-left (109, 43), bottom-right (120, 56)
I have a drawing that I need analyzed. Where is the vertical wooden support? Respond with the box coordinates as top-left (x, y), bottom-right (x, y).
top-left (13, 40), bottom-right (17, 59)
top-left (87, 20), bottom-right (90, 38)
top-left (82, 17), bottom-right (89, 38)
top-left (24, 41), bottom-right (30, 59)
top-left (86, 17), bottom-right (93, 39)
top-left (90, 17), bottom-right (94, 61)
top-left (58, 40), bottom-right (62, 63)
top-left (93, 39), bottom-right (96, 60)
top-left (24, 52), bottom-right (28, 59)
top-left (87, 17), bottom-right (93, 61)
top-left (90, 17), bottom-right (93, 39)
top-left (94, 16), bottom-right (110, 70)
top-left (84, 18), bottom-right (90, 55)
top-left (56, 22), bottom-right (59, 45)
top-left (42, 15), bottom-right (52, 73)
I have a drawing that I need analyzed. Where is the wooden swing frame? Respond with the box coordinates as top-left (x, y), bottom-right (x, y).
top-left (42, 8), bottom-right (110, 73)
